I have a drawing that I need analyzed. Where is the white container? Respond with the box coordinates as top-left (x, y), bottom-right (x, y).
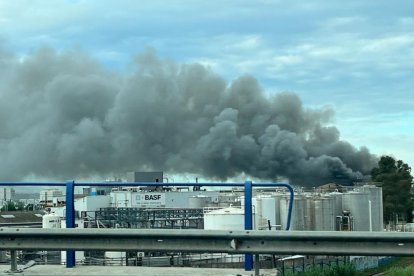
top-left (329, 192), bottom-right (343, 217)
top-left (188, 196), bottom-right (211, 208)
top-left (280, 195), bottom-right (307, 231)
top-left (305, 196), bottom-right (315, 230)
top-left (314, 197), bottom-right (335, 231)
top-left (360, 185), bottom-right (383, 231)
top-left (42, 213), bottom-right (61, 229)
top-left (260, 196), bottom-right (278, 229)
top-left (204, 207), bottom-right (247, 230)
top-left (342, 192), bottom-right (370, 231)
top-left (252, 197), bottom-right (264, 230)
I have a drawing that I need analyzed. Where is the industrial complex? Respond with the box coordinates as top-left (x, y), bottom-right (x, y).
top-left (0, 171), bottom-right (404, 275)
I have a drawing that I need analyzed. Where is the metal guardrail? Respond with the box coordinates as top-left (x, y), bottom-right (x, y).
top-left (2, 228), bottom-right (414, 256)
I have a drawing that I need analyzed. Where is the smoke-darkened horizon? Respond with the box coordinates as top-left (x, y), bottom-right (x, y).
top-left (0, 47), bottom-right (378, 186)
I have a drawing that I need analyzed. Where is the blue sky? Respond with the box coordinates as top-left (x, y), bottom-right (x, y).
top-left (1, 0), bottom-right (413, 170)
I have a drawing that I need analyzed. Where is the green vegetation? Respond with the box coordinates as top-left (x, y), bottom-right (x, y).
top-left (371, 155), bottom-right (413, 224)
top-left (386, 266), bottom-right (414, 276)
top-left (357, 257), bottom-right (414, 276)
top-left (285, 263), bottom-right (356, 276)
top-left (0, 200), bottom-right (25, 211)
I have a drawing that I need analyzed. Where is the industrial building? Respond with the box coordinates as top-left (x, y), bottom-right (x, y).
top-left (46, 182), bottom-right (383, 233)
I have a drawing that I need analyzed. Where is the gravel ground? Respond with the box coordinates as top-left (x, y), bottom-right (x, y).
top-left (0, 265), bottom-right (279, 276)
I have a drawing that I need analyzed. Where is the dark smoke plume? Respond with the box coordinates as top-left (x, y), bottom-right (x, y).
top-left (0, 47), bottom-right (377, 186)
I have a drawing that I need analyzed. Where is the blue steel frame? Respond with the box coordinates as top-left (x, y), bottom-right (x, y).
top-left (0, 180), bottom-right (294, 270)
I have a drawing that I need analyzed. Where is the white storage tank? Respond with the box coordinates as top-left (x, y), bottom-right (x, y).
top-left (252, 197), bottom-right (264, 230)
top-left (360, 185), bottom-right (383, 231)
top-left (329, 192), bottom-right (344, 217)
top-left (188, 195), bottom-right (211, 208)
top-left (273, 194), bottom-right (282, 227)
top-left (305, 196), bottom-right (315, 230)
top-left (260, 196), bottom-right (278, 229)
top-left (314, 196), bottom-right (335, 231)
top-left (42, 213), bottom-right (61, 229)
top-left (342, 192), bottom-right (370, 231)
top-left (280, 195), bottom-right (307, 231)
top-left (204, 207), bottom-right (248, 230)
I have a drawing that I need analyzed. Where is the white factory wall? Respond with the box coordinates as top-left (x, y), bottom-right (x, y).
top-left (50, 195), bottom-right (111, 218)
top-left (40, 189), bottom-right (63, 201)
top-left (111, 191), bottom-right (133, 207)
top-left (110, 191), bottom-right (219, 208)
top-left (75, 195), bottom-right (111, 212)
top-left (0, 187), bottom-right (15, 201)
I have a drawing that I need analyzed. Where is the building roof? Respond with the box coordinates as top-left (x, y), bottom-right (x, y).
top-left (0, 211), bottom-right (45, 226)
top-left (315, 183), bottom-right (346, 193)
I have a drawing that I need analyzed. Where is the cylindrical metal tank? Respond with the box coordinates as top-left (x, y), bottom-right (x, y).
top-left (305, 196), bottom-right (315, 230)
top-left (280, 195), bottom-right (307, 231)
top-left (261, 196), bottom-right (278, 229)
top-left (188, 196), bottom-right (211, 208)
top-left (360, 185), bottom-right (383, 231)
top-left (329, 192), bottom-right (343, 217)
top-left (273, 194), bottom-right (282, 227)
top-left (252, 197), bottom-right (264, 230)
top-left (342, 192), bottom-right (370, 231)
top-left (203, 207), bottom-right (246, 230)
top-left (252, 196), bottom-right (278, 230)
top-left (42, 213), bottom-right (61, 229)
top-left (314, 196), bottom-right (335, 231)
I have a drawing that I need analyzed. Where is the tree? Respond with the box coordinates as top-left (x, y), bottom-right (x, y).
top-left (0, 201), bottom-right (25, 211)
top-left (371, 156), bottom-right (413, 224)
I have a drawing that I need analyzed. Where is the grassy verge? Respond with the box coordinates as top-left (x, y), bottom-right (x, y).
top-left (386, 266), bottom-right (414, 276)
top-left (357, 257), bottom-right (414, 275)
top-left (285, 263), bottom-right (356, 276)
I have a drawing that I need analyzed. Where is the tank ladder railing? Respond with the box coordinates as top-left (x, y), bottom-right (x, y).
top-left (0, 181), bottom-right (294, 272)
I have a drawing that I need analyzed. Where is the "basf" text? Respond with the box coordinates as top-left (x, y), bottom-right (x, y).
top-left (144, 195), bottom-right (161, 200)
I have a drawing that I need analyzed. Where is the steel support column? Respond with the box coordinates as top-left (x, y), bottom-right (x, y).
top-left (65, 180), bottom-right (75, 268)
top-left (244, 180), bottom-right (253, 271)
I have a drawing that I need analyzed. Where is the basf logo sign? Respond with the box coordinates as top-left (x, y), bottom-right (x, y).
top-left (134, 193), bottom-right (165, 207)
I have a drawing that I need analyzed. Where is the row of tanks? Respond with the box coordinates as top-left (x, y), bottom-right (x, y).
top-left (204, 185), bottom-right (383, 232)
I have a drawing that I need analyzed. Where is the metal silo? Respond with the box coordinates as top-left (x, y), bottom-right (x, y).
top-left (280, 195), bottom-right (307, 230)
top-left (272, 194), bottom-right (282, 227)
top-left (259, 196), bottom-right (279, 230)
top-left (203, 207), bottom-right (246, 230)
top-left (360, 185), bottom-right (384, 231)
top-left (252, 197), bottom-right (264, 230)
top-left (305, 196), bottom-right (315, 230)
top-left (329, 192), bottom-right (344, 217)
top-left (314, 196), bottom-right (335, 231)
top-left (342, 192), bottom-right (370, 231)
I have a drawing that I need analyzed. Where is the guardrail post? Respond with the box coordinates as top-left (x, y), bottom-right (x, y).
top-left (66, 180), bottom-right (76, 268)
top-left (254, 254), bottom-right (260, 276)
top-left (10, 250), bottom-right (17, 272)
top-left (244, 180), bottom-right (253, 271)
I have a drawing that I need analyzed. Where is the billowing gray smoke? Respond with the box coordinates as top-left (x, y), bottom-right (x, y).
top-left (0, 47), bottom-right (377, 186)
